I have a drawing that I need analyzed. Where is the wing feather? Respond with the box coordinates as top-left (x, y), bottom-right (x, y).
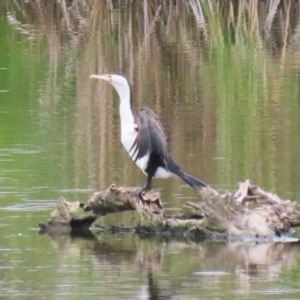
top-left (129, 107), bottom-right (168, 162)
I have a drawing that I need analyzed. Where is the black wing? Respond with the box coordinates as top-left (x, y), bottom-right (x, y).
top-left (129, 106), bottom-right (168, 163)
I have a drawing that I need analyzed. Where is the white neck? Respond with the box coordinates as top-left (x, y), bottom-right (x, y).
top-left (113, 83), bottom-right (134, 129)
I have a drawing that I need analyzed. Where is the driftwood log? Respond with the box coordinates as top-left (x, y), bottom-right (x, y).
top-left (39, 180), bottom-right (300, 241)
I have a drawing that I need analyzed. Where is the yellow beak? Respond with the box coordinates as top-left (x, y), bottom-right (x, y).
top-left (90, 74), bottom-right (112, 83)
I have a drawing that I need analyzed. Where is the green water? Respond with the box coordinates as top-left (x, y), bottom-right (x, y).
top-left (1, 1), bottom-right (300, 298)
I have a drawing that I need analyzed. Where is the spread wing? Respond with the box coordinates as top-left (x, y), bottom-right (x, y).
top-left (129, 106), bottom-right (168, 163)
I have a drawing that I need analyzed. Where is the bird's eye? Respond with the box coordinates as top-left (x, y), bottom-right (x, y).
top-left (106, 74), bottom-right (113, 83)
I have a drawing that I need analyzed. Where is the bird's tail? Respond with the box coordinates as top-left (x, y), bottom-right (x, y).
top-left (179, 172), bottom-right (207, 189)
top-left (168, 156), bottom-right (207, 189)
top-left (167, 156), bottom-right (207, 189)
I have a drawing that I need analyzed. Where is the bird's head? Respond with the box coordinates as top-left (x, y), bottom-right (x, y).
top-left (90, 73), bottom-right (132, 105)
top-left (90, 73), bottom-right (129, 90)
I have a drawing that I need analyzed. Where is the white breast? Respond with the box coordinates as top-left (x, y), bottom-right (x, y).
top-left (121, 125), bottom-right (173, 179)
top-left (121, 124), bottom-right (137, 151)
top-left (121, 124), bottom-right (148, 173)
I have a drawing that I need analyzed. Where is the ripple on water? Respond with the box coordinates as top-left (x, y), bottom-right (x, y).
top-left (0, 148), bottom-right (41, 154)
top-left (0, 200), bottom-right (56, 212)
top-left (55, 188), bottom-right (95, 193)
top-left (193, 271), bottom-right (231, 276)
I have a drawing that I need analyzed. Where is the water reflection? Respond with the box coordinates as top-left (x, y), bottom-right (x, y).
top-left (45, 233), bottom-right (300, 298)
top-left (2, 0), bottom-right (300, 201)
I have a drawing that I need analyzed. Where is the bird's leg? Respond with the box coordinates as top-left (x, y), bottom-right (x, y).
top-left (132, 175), bottom-right (152, 199)
top-left (146, 175), bottom-right (152, 190)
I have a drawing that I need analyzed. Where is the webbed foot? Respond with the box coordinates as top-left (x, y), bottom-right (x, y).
top-left (131, 184), bottom-right (151, 199)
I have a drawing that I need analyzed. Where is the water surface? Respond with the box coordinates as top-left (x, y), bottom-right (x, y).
top-left (1, 1), bottom-right (300, 298)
